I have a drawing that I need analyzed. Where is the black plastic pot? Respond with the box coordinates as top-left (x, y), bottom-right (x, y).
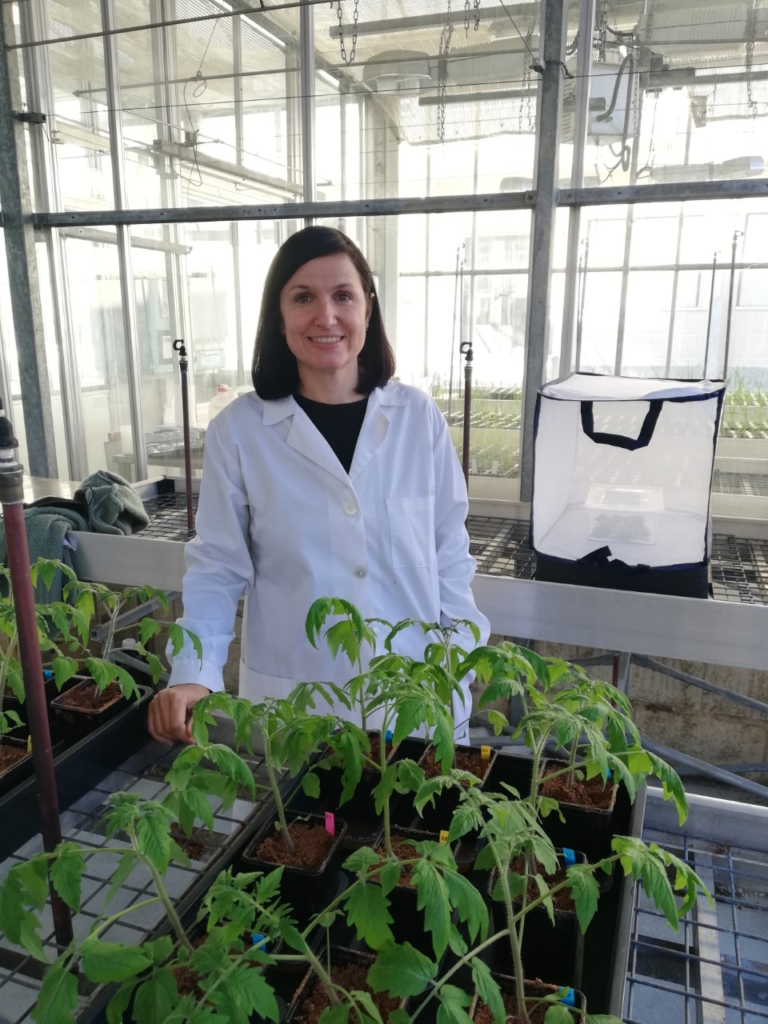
top-left (0, 735), bottom-right (33, 796)
top-left (241, 812), bottom-right (349, 925)
top-left (50, 676), bottom-right (129, 727)
top-left (0, 684), bottom-right (153, 862)
top-left (469, 974), bottom-right (587, 1023)
top-left (487, 850), bottom-right (587, 989)
top-left (289, 733), bottom-right (405, 850)
top-left (538, 759), bottom-right (618, 863)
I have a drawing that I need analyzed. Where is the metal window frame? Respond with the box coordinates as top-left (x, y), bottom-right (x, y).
top-left (5, 1), bottom-right (768, 493)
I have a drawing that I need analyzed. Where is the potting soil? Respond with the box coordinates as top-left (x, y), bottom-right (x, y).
top-left (294, 963), bottom-right (400, 1024)
top-left (421, 748), bottom-right (488, 782)
top-left (540, 765), bottom-right (614, 810)
top-left (255, 822), bottom-right (334, 869)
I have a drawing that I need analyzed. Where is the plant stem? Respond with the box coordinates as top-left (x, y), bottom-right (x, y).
top-left (303, 939), bottom-right (342, 1006)
top-left (381, 711), bottom-right (393, 857)
top-left (262, 736), bottom-right (296, 854)
top-left (0, 624), bottom-right (17, 750)
top-left (489, 841), bottom-right (532, 1024)
top-left (129, 824), bottom-right (194, 953)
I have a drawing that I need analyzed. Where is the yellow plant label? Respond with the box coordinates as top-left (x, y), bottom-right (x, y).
top-left (26, 736), bottom-right (32, 753)
top-left (439, 830), bottom-right (449, 845)
top-left (481, 745), bottom-right (491, 761)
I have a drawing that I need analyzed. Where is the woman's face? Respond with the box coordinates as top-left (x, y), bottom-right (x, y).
top-left (279, 253), bottom-right (373, 401)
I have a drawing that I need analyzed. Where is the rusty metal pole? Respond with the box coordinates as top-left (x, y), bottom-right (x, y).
top-left (0, 404), bottom-right (72, 949)
top-left (172, 339), bottom-right (195, 533)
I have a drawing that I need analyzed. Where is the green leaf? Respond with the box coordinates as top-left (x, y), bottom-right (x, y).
top-left (344, 882), bottom-right (394, 950)
top-left (368, 942), bottom-right (437, 997)
top-left (301, 772), bottom-right (321, 799)
top-left (343, 847), bottom-right (383, 875)
top-left (443, 871), bottom-right (488, 944)
top-left (50, 843), bottom-right (86, 912)
top-left (566, 866), bottom-right (600, 934)
top-left (412, 860), bottom-right (452, 958)
top-left (436, 984), bottom-right (473, 1024)
top-left (80, 938), bottom-right (153, 983)
top-left (212, 966), bottom-right (279, 1023)
top-left (140, 618), bottom-right (162, 645)
top-left (31, 966), bottom-right (79, 1024)
top-left (471, 959), bottom-right (505, 1024)
top-left (132, 969), bottom-right (179, 1024)
top-left (319, 1006), bottom-right (350, 1024)
top-left (543, 1004), bottom-right (577, 1024)
top-left (106, 981), bottom-right (137, 1024)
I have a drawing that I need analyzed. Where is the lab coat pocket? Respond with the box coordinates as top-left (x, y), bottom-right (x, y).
top-left (386, 496), bottom-right (436, 569)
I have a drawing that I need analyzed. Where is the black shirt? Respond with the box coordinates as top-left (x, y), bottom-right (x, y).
top-left (293, 393), bottom-right (369, 474)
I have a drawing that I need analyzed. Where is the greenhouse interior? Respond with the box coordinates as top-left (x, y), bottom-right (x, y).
top-left (0, 0), bottom-right (767, 1021)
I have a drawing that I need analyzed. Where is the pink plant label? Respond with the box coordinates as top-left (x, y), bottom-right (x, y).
top-left (325, 812), bottom-right (335, 837)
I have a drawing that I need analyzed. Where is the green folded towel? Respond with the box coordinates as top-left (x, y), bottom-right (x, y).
top-left (0, 506), bottom-right (88, 603)
top-left (74, 470), bottom-right (149, 536)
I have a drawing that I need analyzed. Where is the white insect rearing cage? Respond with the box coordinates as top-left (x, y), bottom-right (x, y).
top-left (531, 374), bottom-right (725, 598)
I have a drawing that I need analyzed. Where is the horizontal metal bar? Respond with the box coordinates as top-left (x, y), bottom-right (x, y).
top-left (331, 4), bottom-right (540, 36)
top-left (472, 574), bottom-right (768, 672)
top-left (632, 654), bottom-right (768, 719)
top-left (562, 178), bottom-right (768, 206)
top-left (646, 786), bottom-right (768, 850)
top-left (30, 191), bottom-right (536, 227)
top-left (48, 226), bottom-right (192, 255)
top-left (642, 736), bottom-right (768, 801)
top-left (5, 0), bottom-right (333, 50)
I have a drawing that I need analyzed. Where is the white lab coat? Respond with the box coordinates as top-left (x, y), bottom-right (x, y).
top-left (168, 380), bottom-right (490, 733)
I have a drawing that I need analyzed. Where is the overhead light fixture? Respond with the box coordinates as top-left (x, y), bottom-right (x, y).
top-left (362, 51), bottom-right (432, 93)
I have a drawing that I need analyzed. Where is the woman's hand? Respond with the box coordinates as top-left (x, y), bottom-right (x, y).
top-left (148, 683), bottom-right (211, 745)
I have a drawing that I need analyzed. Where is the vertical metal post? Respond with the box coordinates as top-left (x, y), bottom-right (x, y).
top-left (299, 1), bottom-right (316, 219)
top-left (339, 79), bottom-right (348, 233)
top-left (613, 86), bottom-right (644, 376)
top-left (232, 13), bottom-right (246, 385)
top-left (703, 252), bottom-right (718, 377)
top-left (519, 0), bottom-right (568, 502)
top-left (0, 8), bottom-right (58, 478)
top-left (664, 112), bottom-right (693, 377)
top-left (423, 149), bottom-right (431, 379)
top-left (152, 0), bottom-right (195, 423)
top-left (20, 0), bottom-right (88, 481)
top-left (0, 409), bottom-right (72, 949)
top-left (723, 229), bottom-right (743, 381)
top-left (99, 0), bottom-right (148, 480)
top-left (559, 0), bottom-right (596, 375)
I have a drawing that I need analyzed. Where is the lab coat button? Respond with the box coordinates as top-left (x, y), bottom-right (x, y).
top-left (344, 502), bottom-right (358, 515)
top-left (354, 567), bottom-right (367, 579)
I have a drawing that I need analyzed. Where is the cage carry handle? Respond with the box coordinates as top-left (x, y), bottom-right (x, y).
top-left (580, 399), bottom-right (662, 451)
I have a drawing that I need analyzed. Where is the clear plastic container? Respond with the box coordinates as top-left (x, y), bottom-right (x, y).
top-left (207, 384), bottom-right (236, 422)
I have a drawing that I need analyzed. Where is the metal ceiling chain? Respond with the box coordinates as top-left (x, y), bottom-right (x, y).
top-left (333, 0), bottom-right (359, 66)
top-left (463, 0), bottom-right (480, 34)
top-left (746, 0), bottom-right (758, 115)
top-left (437, 0), bottom-right (454, 141)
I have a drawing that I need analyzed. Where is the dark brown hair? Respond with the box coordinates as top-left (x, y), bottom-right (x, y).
top-left (252, 226), bottom-right (395, 400)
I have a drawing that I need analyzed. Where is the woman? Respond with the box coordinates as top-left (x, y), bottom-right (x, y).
top-left (148, 226), bottom-right (489, 745)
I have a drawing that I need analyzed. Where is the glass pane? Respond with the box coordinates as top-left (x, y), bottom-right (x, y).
top-left (64, 235), bottom-right (134, 476)
top-left (306, 0), bottom-right (541, 200)
top-left (45, 0), bottom-right (115, 210)
top-left (576, 0), bottom-right (768, 188)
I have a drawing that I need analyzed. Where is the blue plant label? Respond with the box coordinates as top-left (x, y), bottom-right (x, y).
top-left (562, 848), bottom-right (576, 865)
top-left (559, 989), bottom-right (575, 1006)
top-left (606, 768), bottom-right (612, 780)
top-left (252, 933), bottom-right (267, 949)
top-left (385, 730), bottom-right (393, 742)
top-left (43, 669), bottom-right (53, 680)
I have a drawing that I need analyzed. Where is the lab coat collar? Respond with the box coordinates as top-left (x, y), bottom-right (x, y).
top-left (260, 383), bottom-right (408, 482)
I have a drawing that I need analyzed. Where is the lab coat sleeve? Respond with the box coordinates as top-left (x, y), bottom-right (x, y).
top-left (431, 401), bottom-right (491, 648)
top-left (167, 414), bottom-right (255, 692)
